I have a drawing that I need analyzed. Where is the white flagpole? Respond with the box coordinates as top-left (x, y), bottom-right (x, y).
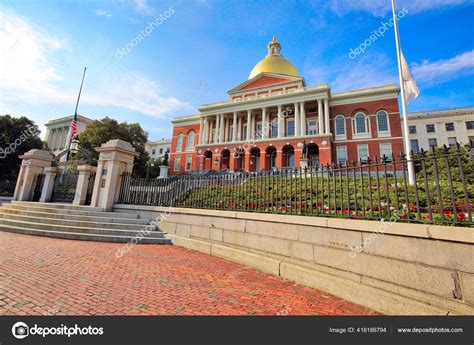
top-left (392, 0), bottom-right (415, 185)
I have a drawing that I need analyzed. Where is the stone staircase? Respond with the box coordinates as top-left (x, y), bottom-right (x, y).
top-left (0, 201), bottom-right (171, 244)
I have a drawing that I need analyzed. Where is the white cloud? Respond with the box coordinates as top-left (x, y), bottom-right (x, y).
top-left (95, 9), bottom-right (112, 18)
top-left (311, 0), bottom-right (472, 17)
top-left (0, 10), bottom-right (192, 127)
top-left (306, 54), bottom-right (397, 92)
top-left (86, 71), bottom-right (193, 119)
top-left (130, 0), bottom-right (154, 16)
top-left (410, 50), bottom-right (474, 84)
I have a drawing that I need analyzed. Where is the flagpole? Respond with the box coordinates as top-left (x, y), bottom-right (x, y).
top-left (391, 0), bottom-right (415, 185)
top-left (62, 67), bottom-right (87, 179)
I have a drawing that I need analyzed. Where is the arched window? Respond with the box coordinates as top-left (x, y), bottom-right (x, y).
top-left (176, 133), bottom-right (184, 151)
top-left (354, 112), bottom-right (368, 134)
top-left (186, 131), bottom-right (195, 150)
top-left (376, 110), bottom-right (389, 133)
top-left (335, 115), bottom-right (346, 136)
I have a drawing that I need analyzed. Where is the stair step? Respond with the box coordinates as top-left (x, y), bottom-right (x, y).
top-left (0, 201), bottom-right (170, 244)
top-left (0, 208), bottom-right (150, 225)
top-left (0, 212), bottom-right (155, 231)
top-left (0, 218), bottom-right (166, 238)
top-left (4, 203), bottom-right (138, 219)
top-left (12, 201), bottom-right (105, 212)
top-left (0, 224), bottom-right (171, 244)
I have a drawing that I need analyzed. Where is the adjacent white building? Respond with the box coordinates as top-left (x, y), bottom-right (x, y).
top-left (44, 115), bottom-right (93, 155)
top-left (407, 107), bottom-right (474, 152)
top-left (145, 139), bottom-right (171, 161)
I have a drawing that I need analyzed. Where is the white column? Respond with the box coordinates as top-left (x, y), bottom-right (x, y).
top-left (250, 113), bottom-right (255, 139)
top-left (246, 110), bottom-right (251, 141)
top-left (294, 103), bottom-right (300, 136)
top-left (277, 105), bottom-right (283, 138)
top-left (204, 117), bottom-right (209, 144)
top-left (324, 98), bottom-right (330, 134)
top-left (199, 117), bottom-right (204, 144)
top-left (232, 112), bottom-right (237, 142)
top-left (220, 114), bottom-right (225, 143)
top-left (224, 117), bottom-right (229, 142)
top-left (237, 114), bottom-right (242, 141)
top-left (318, 99), bottom-right (324, 135)
top-left (262, 108), bottom-right (267, 139)
top-left (214, 116), bottom-right (219, 144)
top-left (300, 102), bottom-right (306, 136)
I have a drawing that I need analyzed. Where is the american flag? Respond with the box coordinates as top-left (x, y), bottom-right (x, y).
top-left (71, 113), bottom-right (78, 140)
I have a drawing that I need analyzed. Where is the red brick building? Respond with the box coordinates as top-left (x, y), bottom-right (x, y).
top-left (170, 37), bottom-right (403, 175)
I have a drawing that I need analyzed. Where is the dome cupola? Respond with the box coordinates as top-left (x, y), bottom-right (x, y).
top-left (248, 36), bottom-right (299, 79)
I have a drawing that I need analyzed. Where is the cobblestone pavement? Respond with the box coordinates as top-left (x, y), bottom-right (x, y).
top-left (0, 232), bottom-right (380, 316)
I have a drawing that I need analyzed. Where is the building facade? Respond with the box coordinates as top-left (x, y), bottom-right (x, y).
top-left (44, 115), bottom-right (93, 156)
top-left (406, 107), bottom-right (474, 152)
top-left (145, 139), bottom-right (171, 162)
top-left (169, 37), bottom-right (404, 175)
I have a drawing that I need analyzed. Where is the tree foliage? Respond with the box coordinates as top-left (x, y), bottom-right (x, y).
top-left (0, 115), bottom-right (43, 181)
top-left (78, 117), bottom-right (150, 177)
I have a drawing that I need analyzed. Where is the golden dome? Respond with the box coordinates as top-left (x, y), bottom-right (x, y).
top-left (248, 36), bottom-right (299, 79)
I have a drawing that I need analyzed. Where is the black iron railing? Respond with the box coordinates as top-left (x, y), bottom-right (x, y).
top-left (117, 144), bottom-right (474, 226)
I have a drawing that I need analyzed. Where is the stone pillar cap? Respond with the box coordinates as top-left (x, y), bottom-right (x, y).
top-left (95, 139), bottom-right (139, 156)
top-left (19, 149), bottom-right (53, 161)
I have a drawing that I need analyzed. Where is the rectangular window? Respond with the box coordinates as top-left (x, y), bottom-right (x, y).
top-left (357, 144), bottom-right (369, 163)
top-left (308, 120), bottom-right (317, 135)
top-left (448, 137), bottom-right (457, 147)
top-left (271, 122), bottom-right (278, 138)
top-left (409, 125), bottom-right (417, 134)
top-left (242, 125), bottom-right (247, 140)
top-left (466, 121), bottom-right (474, 130)
top-left (256, 123), bottom-right (262, 139)
top-left (159, 148), bottom-right (163, 154)
top-left (445, 122), bottom-right (455, 131)
top-left (426, 124), bottom-right (435, 133)
top-left (379, 143), bottom-right (393, 161)
top-left (185, 156), bottom-right (192, 171)
top-left (428, 138), bottom-right (437, 148)
top-left (336, 146), bottom-right (347, 165)
top-left (152, 149), bottom-right (156, 155)
top-left (287, 119), bottom-right (295, 137)
top-left (469, 136), bottom-right (474, 144)
top-left (174, 156), bottom-right (181, 171)
top-left (410, 139), bottom-right (419, 153)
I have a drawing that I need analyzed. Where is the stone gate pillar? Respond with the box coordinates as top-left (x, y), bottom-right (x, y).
top-left (39, 167), bottom-right (58, 202)
top-left (89, 139), bottom-right (138, 211)
top-left (13, 149), bottom-right (53, 201)
top-left (73, 165), bottom-right (97, 205)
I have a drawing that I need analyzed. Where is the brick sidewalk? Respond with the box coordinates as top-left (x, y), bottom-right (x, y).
top-left (0, 232), bottom-right (379, 316)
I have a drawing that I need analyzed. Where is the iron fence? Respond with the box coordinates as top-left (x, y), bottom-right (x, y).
top-left (118, 144), bottom-right (474, 226)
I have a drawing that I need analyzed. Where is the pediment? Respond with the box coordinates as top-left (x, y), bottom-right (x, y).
top-left (228, 73), bottom-right (304, 95)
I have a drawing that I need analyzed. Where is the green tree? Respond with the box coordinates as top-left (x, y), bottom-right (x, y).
top-left (0, 115), bottom-right (43, 181)
top-left (78, 117), bottom-right (150, 177)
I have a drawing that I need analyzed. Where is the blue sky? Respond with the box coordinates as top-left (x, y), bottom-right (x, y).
top-left (1, 0), bottom-right (473, 141)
